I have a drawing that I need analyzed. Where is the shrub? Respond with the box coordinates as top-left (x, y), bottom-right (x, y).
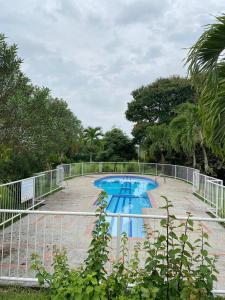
top-left (31, 193), bottom-right (218, 300)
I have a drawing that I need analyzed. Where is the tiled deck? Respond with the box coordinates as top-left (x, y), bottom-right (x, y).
top-left (0, 174), bottom-right (224, 290)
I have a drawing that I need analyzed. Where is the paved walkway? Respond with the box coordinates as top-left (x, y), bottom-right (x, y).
top-left (0, 174), bottom-right (224, 290)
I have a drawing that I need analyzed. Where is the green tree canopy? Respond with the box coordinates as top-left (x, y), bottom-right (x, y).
top-left (126, 76), bottom-right (196, 143)
top-left (143, 124), bottom-right (170, 164)
top-left (0, 34), bottom-right (82, 180)
top-left (97, 128), bottom-right (135, 162)
top-left (83, 127), bottom-right (103, 162)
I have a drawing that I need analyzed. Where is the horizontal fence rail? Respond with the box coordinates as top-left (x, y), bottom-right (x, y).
top-left (0, 167), bottom-right (64, 225)
top-left (0, 162), bottom-right (225, 293)
top-left (0, 209), bottom-right (225, 293)
top-left (1, 162), bottom-right (224, 221)
top-left (61, 162), bottom-right (225, 218)
top-left (62, 162), bottom-right (198, 183)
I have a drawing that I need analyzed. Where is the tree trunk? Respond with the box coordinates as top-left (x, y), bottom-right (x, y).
top-left (192, 151), bottom-right (196, 168)
top-left (59, 152), bottom-right (64, 164)
top-left (199, 130), bottom-right (209, 173)
top-left (202, 145), bottom-right (209, 173)
top-left (160, 150), bottom-right (165, 165)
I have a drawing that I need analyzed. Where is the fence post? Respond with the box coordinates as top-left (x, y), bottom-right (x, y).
top-left (216, 184), bottom-right (219, 217)
top-left (50, 170), bottom-right (53, 192)
top-left (61, 166), bottom-right (65, 184)
top-left (175, 165), bottom-right (177, 179)
top-left (197, 171), bottom-right (200, 192)
top-left (192, 172), bottom-right (196, 193)
top-left (99, 162), bottom-right (103, 173)
top-left (156, 163), bottom-right (158, 176)
top-left (116, 214), bottom-right (121, 261)
top-left (69, 164), bottom-right (72, 178)
top-left (204, 176), bottom-right (206, 200)
top-left (82, 162), bottom-right (84, 176)
top-left (32, 177), bottom-right (35, 209)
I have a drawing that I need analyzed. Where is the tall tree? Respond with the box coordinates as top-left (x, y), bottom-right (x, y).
top-left (83, 127), bottom-right (103, 162)
top-left (0, 34), bottom-right (22, 103)
top-left (143, 124), bottom-right (170, 164)
top-left (97, 128), bottom-right (135, 162)
top-left (170, 103), bottom-right (210, 172)
top-left (0, 34), bottom-right (83, 180)
top-left (186, 14), bottom-right (225, 155)
top-left (126, 76), bottom-right (196, 142)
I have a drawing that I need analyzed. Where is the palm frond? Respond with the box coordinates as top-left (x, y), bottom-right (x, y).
top-left (186, 14), bottom-right (225, 154)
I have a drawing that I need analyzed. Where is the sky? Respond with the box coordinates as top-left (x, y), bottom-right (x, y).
top-left (1, 0), bottom-right (225, 134)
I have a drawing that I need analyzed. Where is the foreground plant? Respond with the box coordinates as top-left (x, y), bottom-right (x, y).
top-left (31, 194), bottom-right (218, 300)
top-left (32, 191), bottom-right (111, 299)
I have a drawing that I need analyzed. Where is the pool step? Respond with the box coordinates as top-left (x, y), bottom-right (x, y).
top-left (120, 181), bottom-right (132, 195)
top-left (120, 187), bottom-right (132, 194)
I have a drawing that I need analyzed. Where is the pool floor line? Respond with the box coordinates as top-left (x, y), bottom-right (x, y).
top-left (96, 175), bottom-right (157, 237)
top-left (129, 197), bottom-right (132, 237)
top-left (109, 195), bottom-right (121, 233)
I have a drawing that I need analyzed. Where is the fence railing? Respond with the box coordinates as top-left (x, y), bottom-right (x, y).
top-left (0, 162), bottom-right (225, 293)
top-left (0, 167), bottom-right (64, 224)
top-left (1, 162), bottom-right (225, 221)
top-left (62, 162), bottom-right (198, 183)
top-left (193, 172), bottom-right (225, 218)
top-left (0, 209), bottom-right (224, 293)
top-left (60, 162), bottom-right (225, 218)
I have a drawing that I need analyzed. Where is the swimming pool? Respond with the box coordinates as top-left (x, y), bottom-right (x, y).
top-left (94, 175), bottom-right (158, 237)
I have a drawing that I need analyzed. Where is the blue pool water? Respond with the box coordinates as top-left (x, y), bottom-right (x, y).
top-left (94, 176), bottom-right (158, 237)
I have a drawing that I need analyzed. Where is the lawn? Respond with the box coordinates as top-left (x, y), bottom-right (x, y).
top-left (0, 287), bottom-right (50, 300)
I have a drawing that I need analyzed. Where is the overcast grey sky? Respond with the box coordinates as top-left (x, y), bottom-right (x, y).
top-left (1, 0), bottom-right (224, 134)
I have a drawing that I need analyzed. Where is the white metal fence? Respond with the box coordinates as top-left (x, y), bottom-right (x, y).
top-left (0, 209), bottom-right (224, 294)
top-left (0, 167), bottom-right (64, 225)
top-left (0, 162), bottom-right (224, 221)
top-left (193, 172), bottom-right (225, 218)
top-left (62, 162), bottom-right (197, 183)
top-left (60, 162), bottom-right (225, 218)
top-left (0, 162), bottom-right (225, 293)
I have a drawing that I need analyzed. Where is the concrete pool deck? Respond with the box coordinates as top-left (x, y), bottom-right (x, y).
top-left (0, 174), bottom-right (225, 290)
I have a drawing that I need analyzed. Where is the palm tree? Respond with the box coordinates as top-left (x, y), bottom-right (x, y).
top-left (170, 103), bottom-right (210, 172)
top-left (170, 116), bottom-right (197, 168)
top-left (186, 14), bottom-right (225, 155)
top-left (83, 127), bottom-right (103, 162)
top-left (143, 124), bottom-right (170, 164)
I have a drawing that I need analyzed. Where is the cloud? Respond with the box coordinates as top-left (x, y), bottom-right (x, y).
top-left (116, 0), bottom-right (170, 25)
top-left (1, 0), bottom-right (225, 134)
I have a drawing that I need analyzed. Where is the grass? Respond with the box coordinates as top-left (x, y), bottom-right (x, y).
top-left (1, 286), bottom-right (225, 300)
top-left (0, 287), bottom-right (50, 300)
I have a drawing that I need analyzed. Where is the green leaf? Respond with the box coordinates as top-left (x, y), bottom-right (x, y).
top-left (180, 234), bottom-right (188, 243)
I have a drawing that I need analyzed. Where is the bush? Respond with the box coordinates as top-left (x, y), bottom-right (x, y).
top-left (32, 193), bottom-right (219, 300)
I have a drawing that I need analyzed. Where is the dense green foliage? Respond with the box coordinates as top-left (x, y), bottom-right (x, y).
top-left (126, 76), bottom-right (224, 177)
top-left (32, 194), bottom-right (218, 300)
top-left (126, 77), bottom-right (196, 143)
top-left (186, 15), bottom-right (225, 156)
top-left (83, 127), bottom-right (103, 162)
top-left (0, 35), bottom-right (136, 181)
top-left (97, 128), bottom-right (136, 162)
top-left (0, 34), bottom-right (82, 181)
top-left (125, 15), bottom-right (225, 178)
